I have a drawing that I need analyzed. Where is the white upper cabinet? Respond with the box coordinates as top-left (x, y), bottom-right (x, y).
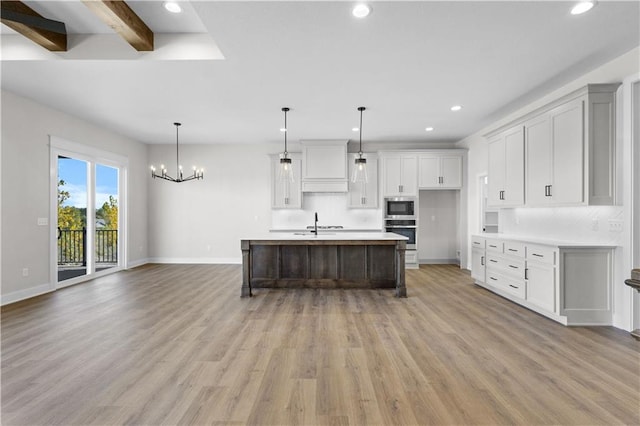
top-left (380, 153), bottom-right (418, 196)
top-left (418, 152), bottom-right (463, 189)
top-left (348, 153), bottom-right (378, 208)
top-left (486, 83), bottom-right (619, 208)
top-left (301, 140), bottom-right (348, 192)
top-left (487, 126), bottom-right (524, 208)
top-left (270, 153), bottom-right (302, 209)
top-left (525, 86), bottom-right (618, 206)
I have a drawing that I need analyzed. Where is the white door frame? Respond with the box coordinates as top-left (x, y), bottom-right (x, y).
top-left (49, 136), bottom-right (128, 290)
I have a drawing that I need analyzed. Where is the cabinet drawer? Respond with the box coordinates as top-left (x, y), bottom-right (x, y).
top-left (527, 244), bottom-right (556, 265)
top-left (504, 241), bottom-right (526, 258)
top-left (471, 236), bottom-right (486, 249)
top-left (486, 255), bottom-right (525, 280)
top-left (501, 276), bottom-right (526, 299)
top-left (486, 239), bottom-right (504, 253)
top-left (485, 272), bottom-right (526, 299)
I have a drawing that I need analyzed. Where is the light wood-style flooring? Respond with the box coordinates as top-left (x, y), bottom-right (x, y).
top-left (2, 264), bottom-right (639, 425)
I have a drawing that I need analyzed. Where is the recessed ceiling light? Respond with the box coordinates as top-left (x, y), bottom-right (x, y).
top-left (425, 127), bottom-right (434, 132)
top-left (164, 2), bottom-right (182, 14)
top-left (450, 105), bottom-right (463, 112)
top-left (571, 1), bottom-right (596, 15)
top-left (352, 4), bottom-right (371, 18)
top-left (352, 127), bottom-right (359, 132)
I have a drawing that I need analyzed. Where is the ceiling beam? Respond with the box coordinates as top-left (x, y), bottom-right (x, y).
top-left (82, 1), bottom-right (153, 51)
top-left (1, 1), bottom-right (67, 51)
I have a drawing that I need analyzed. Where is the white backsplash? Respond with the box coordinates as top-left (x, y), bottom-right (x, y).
top-left (500, 206), bottom-right (625, 245)
top-left (271, 193), bottom-right (383, 230)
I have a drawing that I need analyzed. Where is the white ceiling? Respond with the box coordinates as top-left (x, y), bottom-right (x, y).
top-left (1, 1), bottom-right (639, 146)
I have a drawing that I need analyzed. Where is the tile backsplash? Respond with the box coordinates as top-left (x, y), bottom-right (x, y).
top-left (271, 193), bottom-right (382, 230)
top-left (501, 206), bottom-right (625, 245)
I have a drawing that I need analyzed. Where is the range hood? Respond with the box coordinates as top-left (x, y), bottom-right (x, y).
top-left (300, 140), bottom-right (349, 192)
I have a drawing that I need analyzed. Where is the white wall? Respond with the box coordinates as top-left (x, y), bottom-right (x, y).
top-left (456, 46), bottom-right (640, 330)
top-left (1, 90), bottom-right (149, 303)
top-left (418, 190), bottom-right (460, 263)
top-left (147, 143), bottom-right (275, 263)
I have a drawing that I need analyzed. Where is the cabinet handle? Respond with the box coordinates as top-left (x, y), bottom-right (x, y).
top-left (361, 197), bottom-right (366, 205)
top-left (285, 197), bottom-right (289, 205)
top-left (532, 253), bottom-right (544, 258)
top-left (498, 190), bottom-right (503, 200)
top-left (509, 265), bottom-right (518, 269)
top-left (508, 248), bottom-right (517, 252)
top-left (399, 184), bottom-right (403, 193)
top-left (481, 256), bottom-right (485, 266)
top-left (544, 185), bottom-right (553, 197)
top-left (524, 268), bottom-right (529, 280)
top-left (489, 244), bottom-right (497, 248)
top-left (509, 284), bottom-right (518, 289)
top-left (548, 185), bottom-right (552, 196)
top-left (490, 277), bottom-right (498, 281)
top-left (489, 259), bottom-right (498, 263)
top-left (473, 241), bottom-right (480, 246)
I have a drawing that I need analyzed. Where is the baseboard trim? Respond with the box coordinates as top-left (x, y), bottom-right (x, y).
top-left (148, 257), bottom-right (242, 265)
top-left (1, 282), bottom-right (53, 306)
top-left (127, 258), bottom-right (150, 269)
top-left (419, 258), bottom-right (460, 265)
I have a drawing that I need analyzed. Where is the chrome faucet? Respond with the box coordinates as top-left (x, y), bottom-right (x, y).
top-left (312, 212), bottom-right (318, 235)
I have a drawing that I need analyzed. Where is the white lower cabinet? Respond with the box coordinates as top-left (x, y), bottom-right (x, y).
top-left (471, 236), bottom-right (486, 282)
top-left (471, 235), bottom-right (614, 326)
top-left (525, 260), bottom-right (556, 313)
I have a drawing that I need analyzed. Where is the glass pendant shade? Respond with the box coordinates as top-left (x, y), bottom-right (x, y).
top-left (279, 156), bottom-right (294, 182)
top-left (352, 155), bottom-right (368, 183)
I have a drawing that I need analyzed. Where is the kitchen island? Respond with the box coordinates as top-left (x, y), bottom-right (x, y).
top-left (240, 233), bottom-right (408, 298)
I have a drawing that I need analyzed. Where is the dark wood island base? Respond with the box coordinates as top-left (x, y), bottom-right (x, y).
top-left (241, 237), bottom-right (407, 298)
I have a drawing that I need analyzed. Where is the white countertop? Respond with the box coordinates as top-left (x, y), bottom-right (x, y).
top-left (270, 228), bottom-right (383, 233)
top-left (244, 232), bottom-right (408, 241)
top-left (473, 233), bottom-right (618, 248)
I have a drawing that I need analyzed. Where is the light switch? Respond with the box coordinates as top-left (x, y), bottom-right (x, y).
top-left (37, 218), bottom-right (48, 226)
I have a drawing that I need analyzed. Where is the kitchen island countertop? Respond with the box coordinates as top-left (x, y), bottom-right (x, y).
top-left (244, 232), bottom-right (408, 241)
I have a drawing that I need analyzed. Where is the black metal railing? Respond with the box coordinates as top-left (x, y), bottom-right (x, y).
top-left (57, 227), bottom-right (118, 265)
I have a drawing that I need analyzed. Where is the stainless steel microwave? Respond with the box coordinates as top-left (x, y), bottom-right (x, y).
top-left (384, 197), bottom-right (417, 219)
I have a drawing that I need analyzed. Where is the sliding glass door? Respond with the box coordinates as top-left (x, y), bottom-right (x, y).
top-left (95, 164), bottom-right (119, 273)
top-left (51, 137), bottom-right (127, 288)
top-left (57, 156), bottom-right (89, 282)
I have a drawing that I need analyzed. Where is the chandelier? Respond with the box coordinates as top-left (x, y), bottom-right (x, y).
top-left (150, 122), bottom-right (204, 183)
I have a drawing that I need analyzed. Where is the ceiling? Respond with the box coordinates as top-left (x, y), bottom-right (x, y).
top-left (1, 1), bottom-right (639, 146)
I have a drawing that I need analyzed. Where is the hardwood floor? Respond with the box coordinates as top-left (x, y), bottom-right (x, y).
top-left (2, 264), bottom-right (638, 425)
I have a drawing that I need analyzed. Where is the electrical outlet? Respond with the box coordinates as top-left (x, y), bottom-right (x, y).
top-left (608, 220), bottom-right (623, 232)
top-left (22, 268), bottom-right (29, 277)
top-left (37, 217), bottom-right (48, 226)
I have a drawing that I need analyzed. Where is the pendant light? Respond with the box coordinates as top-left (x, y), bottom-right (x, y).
top-left (279, 107), bottom-right (294, 182)
top-left (352, 106), bottom-right (368, 183)
top-left (150, 122), bottom-right (204, 183)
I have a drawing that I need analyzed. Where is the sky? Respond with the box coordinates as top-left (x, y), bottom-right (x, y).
top-left (58, 157), bottom-right (118, 208)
